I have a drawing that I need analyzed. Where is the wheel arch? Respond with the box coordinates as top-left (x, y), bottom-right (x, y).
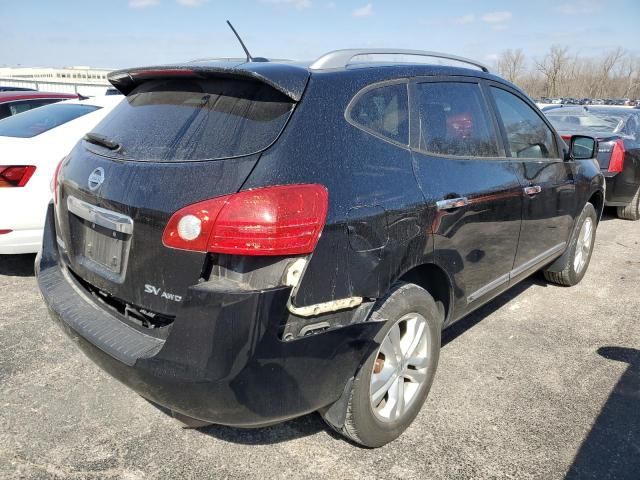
top-left (588, 188), bottom-right (605, 222)
top-left (395, 262), bottom-right (453, 327)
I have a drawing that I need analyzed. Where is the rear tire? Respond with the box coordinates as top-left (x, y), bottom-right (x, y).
top-left (325, 282), bottom-right (441, 447)
top-left (617, 187), bottom-right (640, 220)
top-left (544, 203), bottom-right (597, 286)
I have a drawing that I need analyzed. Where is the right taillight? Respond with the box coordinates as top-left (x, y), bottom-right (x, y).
top-left (608, 139), bottom-right (625, 173)
top-left (0, 166), bottom-right (36, 188)
top-left (163, 184), bottom-right (329, 256)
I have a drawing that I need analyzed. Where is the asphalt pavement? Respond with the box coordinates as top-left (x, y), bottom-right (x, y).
top-left (1, 209), bottom-right (638, 479)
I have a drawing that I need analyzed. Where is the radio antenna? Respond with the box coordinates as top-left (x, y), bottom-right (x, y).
top-left (226, 20), bottom-right (254, 62)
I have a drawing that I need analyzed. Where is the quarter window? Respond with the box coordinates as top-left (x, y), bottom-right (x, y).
top-left (491, 87), bottom-right (558, 159)
top-left (349, 83), bottom-right (409, 144)
top-left (415, 82), bottom-right (499, 157)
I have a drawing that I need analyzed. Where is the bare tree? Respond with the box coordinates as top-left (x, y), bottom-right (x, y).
top-left (497, 49), bottom-right (526, 84)
top-left (595, 47), bottom-right (626, 97)
top-left (614, 54), bottom-right (638, 98)
top-left (495, 45), bottom-right (638, 101)
top-left (534, 45), bottom-right (570, 97)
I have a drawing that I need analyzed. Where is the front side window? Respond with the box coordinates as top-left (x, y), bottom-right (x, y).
top-left (491, 87), bottom-right (558, 159)
top-left (348, 83), bottom-right (409, 145)
top-left (415, 82), bottom-right (499, 157)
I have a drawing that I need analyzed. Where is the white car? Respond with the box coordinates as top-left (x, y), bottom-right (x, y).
top-left (0, 96), bottom-right (122, 254)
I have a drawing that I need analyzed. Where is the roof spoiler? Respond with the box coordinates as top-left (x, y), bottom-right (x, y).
top-left (108, 62), bottom-right (310, 101)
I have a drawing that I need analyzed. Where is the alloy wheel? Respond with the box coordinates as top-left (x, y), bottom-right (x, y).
top-left (573, 217), bottom-right (594, 274)
top-left (370, 313), bottom-right (430, 422)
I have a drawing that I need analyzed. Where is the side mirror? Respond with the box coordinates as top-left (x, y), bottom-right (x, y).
top-left (566, 135), bottom-right (598, 160)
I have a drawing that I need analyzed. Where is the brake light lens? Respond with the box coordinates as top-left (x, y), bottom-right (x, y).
top-left (608, 139), bottom-right (625, 173)
top-left (163, 184), bottom-right (329, 256)
top-left (0, 230), bottom-right (12, 235)
top-left (0, 166), bottom-right (36, 188)
top-left (133, 69), bottom-right (195, 78)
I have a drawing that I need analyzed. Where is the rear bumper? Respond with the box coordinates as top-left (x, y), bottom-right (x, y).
top-left (0, 188), bottom-right (49, 254)
top-left (604, 172), bottom-right (639, 207)
top-left (0, 228), bottom-right (43, 254)
top-left (36, 204), bottom-right (381, 427)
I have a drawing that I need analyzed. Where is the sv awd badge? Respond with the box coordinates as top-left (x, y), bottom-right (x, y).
top-left (144, 284), bottom-right (183, 302)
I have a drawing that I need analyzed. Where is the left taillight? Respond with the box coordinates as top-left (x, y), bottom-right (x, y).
top-left (0, 166), bottom-right (36, 188)
top-left (163, 184), bottom-right (329, 256)
top-left (608, 139), bottom-right (625, 173)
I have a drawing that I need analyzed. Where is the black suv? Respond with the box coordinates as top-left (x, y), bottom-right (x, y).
top-left (37, 49), bottom-right (604, 447)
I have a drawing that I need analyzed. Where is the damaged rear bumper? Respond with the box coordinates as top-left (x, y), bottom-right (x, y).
top-left (36, 204), bottom-right (382, 427)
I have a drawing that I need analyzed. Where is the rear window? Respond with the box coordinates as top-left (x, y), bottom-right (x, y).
top-left (0, 103), bottom-right (100, 138)
top-left (88, 78), bottom-right (295, 162)
top-left (348, 83), bottom-right (409, 145)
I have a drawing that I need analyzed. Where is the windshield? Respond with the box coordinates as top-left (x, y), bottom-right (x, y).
top-left (545, 107), bottom-right (638, 136)
top-left (87, 78), bottom-right (295, 162)
top-left (0, 103), bottom-right (100, 138)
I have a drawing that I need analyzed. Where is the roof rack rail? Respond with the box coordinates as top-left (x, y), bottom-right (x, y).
top-left (309, 49), bottom-right (489, 72)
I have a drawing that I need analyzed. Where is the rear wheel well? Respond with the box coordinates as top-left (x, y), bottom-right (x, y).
top-left (398, 264), bottom-right (451, 326)
top-left (589, 190), bottom-right (604, 222)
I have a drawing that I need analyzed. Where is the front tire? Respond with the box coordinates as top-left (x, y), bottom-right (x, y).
top-left (617, 187), bottom-right (640, 220)
top-left (544, 203), bottom-right (597, 286)
top-left (327, 282), bottom-right (441, 447)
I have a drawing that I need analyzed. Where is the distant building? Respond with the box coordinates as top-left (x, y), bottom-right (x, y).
top-left (0, 66), bottom-right (113, 96)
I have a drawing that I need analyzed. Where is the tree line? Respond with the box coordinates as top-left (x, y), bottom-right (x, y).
top-left (495, 46), bottom-right (639, 100)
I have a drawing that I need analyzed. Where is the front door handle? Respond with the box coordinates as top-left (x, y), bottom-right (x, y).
top-left (436, 197), bottom-right (468, 211)
top-left (523, 185), bottom-right (542, 196)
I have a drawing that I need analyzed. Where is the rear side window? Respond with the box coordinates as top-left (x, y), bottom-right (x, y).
top-left (348, 83), bottom-right (409, 145)
top-left (491, 87), bottom-right (558, 159)
top-left (0, 103), bottom-right (100, 138)
top-left (88, 78), bottom-right (295, 162)
top-left (415, 82), bottom-right (499, 157)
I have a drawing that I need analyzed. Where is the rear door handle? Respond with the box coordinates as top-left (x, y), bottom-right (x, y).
top-left (523, 185), bottom-right (542, 196)
top-left (436, 197), bottom-right (468, 211)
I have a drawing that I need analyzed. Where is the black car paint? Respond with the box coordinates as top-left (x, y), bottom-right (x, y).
top-left (546, 108), bottom-right (640, 207)
top-left (38, 60), bottom-right (604, 426)
top-left (603, 138), bottom-right (640, 206)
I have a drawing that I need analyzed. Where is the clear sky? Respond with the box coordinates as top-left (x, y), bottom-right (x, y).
top-left (1, 0), bottom-right (638, 69)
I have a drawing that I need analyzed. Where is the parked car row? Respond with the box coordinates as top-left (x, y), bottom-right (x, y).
top-left (539, 97), bottom-right (640, 107)
top-left (2, 48), bottom-right (638, 448)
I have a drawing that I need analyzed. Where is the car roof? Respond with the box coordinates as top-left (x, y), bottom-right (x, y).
top-left (0, 91), bottom-right (77, 103)
top-left (109, 57), bottom-right (506, 102)
top-left (56, 95), bottom-right (124, 108)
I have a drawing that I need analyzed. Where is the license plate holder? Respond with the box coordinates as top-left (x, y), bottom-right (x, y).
top-left (83, 223), bottom-right (125, 274)
top-left (66, 196), bottom-right (134, 282)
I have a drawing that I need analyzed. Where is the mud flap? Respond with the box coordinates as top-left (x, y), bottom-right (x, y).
top-left (319, 377), bottom-right (354, 430)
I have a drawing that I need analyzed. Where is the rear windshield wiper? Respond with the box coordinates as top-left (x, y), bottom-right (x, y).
top-left (84, 132), bottom-right (122, 152)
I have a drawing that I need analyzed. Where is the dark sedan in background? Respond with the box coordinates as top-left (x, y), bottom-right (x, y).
top-left (544, 106), bottom-right (640, 220)
top-left (0, 86), bottom-right (37, 92)
top-left (0, 91), bottom-right (78, 121)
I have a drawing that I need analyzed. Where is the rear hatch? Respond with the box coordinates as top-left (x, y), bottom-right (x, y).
top-left (55, 67), bottom-right (306, 318)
